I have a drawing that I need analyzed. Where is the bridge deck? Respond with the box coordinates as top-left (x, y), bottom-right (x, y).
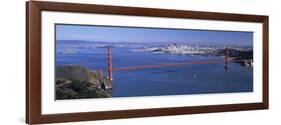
top-left (95, 59), bottom-right (245, 72)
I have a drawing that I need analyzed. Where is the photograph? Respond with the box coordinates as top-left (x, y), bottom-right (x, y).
top-left (25, 1), bottom-right (269, 124)
top-left (55, 24), bottom-right (254, 100)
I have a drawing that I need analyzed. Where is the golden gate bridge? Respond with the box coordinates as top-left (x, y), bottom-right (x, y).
top-left (97, 48), bottom-right (249, 81)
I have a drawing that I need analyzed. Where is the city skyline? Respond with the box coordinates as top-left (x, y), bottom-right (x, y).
top-left (56, 24), bottom-right (253, 46)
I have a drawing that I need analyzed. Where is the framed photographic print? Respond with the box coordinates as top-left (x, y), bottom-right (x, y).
top-left (26, 1), bottom-right (269, 124)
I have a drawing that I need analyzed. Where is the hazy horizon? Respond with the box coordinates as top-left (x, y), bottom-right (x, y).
top-left (56, 24), bottom-right (253, 46)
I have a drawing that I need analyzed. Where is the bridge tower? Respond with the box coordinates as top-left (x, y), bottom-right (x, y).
top-left (108, 48), bottom-right (113, 81)
top-left (224, 47), bottom-right (229, 69)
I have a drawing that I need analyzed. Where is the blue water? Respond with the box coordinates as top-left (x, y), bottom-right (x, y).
top-left (56, 43), bottom-right (253, 97)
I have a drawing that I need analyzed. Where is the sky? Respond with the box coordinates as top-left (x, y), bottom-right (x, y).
top-left (56, 24), bottom-right (253, 46)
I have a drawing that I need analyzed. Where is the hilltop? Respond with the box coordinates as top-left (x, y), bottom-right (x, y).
top-left (55, 65), bottom-right (112, 100)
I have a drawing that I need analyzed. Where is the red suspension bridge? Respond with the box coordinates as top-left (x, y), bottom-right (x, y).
top-left (99, 48), bottom-right (250, 81)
